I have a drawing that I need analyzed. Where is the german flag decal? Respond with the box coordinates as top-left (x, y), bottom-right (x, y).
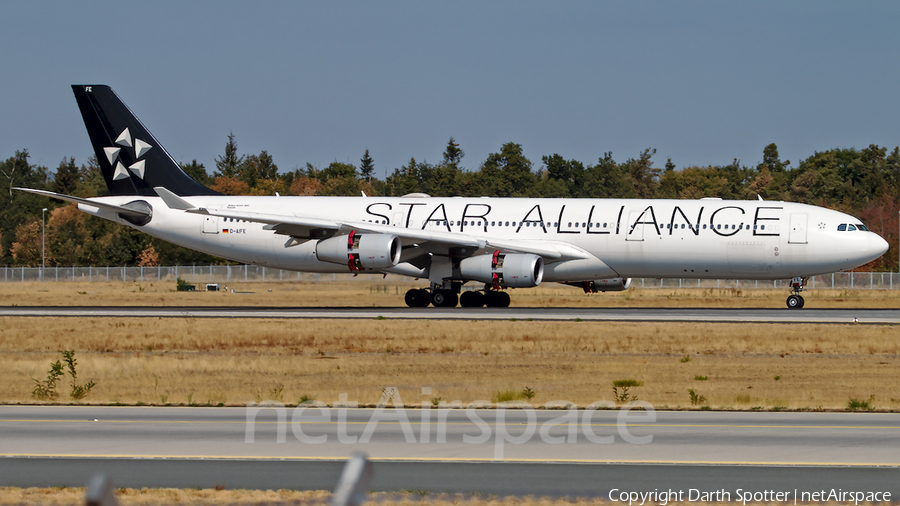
top-left (222, 229), bottom-right (229, 233)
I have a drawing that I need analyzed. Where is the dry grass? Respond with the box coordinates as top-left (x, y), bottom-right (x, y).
top-left (4, 317), bottom-right (899, 410)
top-left (3, 280), bottom-right (900, 308)
top-left (0, 488), bottom-right (877, 506)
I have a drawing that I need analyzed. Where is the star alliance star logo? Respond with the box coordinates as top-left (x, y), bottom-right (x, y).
top-left (104, 127), bottom-right (153, 181)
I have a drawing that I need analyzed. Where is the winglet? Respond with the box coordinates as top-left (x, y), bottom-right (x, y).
top-left (154, 187), bottom-right (197, 210)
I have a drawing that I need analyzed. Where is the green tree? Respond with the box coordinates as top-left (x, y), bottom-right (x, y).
top-left (52, 158), bottom-right (80, 195)
top-left (473, 142), bottom-right (535, 197)
top-left (585, 152), bottom-right (635, 198)
top-left (442, 137), bottom-right (464, 168)
top-left (214, 132), bottom-right (245, 178)
top-left (320, 161), bottom-right (357, 181)
top-left (542, 154), bottom-right (586, 197)
top-left (0, 150), bottom-right (51, 265)
top-left (180, 160), bottom-right (212, 186)
top-left (76, 156), bottom-right (106, 197)
top-left (241, 150), bottom-right (279, 188)
top-left (385, 158), bottom-right (424, 196)
top-left (359, 150), bottom-right (375, 182)
top-left (627, 148), bottom-right (660, 198)
top-left (752, 143), bottom-right (790, 200)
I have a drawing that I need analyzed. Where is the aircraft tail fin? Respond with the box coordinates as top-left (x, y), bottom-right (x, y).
top-left (71, 85), bottom-right (219, 197)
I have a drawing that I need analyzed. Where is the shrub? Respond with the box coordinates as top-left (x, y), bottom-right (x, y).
top-left (62, 350), bottom-right (96, 400)
top-left (612, 379), bottom-right (643, 403)
top-left (32, 360), bottom-right (64, 401)
top-left (688, 388), bottom-right (707, 406)
top-left (847, 395), bottom-right (875, 411)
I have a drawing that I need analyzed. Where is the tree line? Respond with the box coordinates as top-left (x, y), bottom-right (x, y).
top-left (2, 137), bottom-right (898, 271)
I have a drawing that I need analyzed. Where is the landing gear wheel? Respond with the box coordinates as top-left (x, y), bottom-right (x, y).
top-left (431, 290), bottom-right (458, 308)
top-left (786, 294), bottom-right (804, 309)
top-left (405, 288), bottom-right (431, 308)
top-left (460, 290), bottom-right (485, 308)
top-left (485, 290), bottom-right (511, 308)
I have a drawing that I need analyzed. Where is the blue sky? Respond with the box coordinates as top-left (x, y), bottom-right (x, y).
top-left (1, 1), bottom-right (898, 177)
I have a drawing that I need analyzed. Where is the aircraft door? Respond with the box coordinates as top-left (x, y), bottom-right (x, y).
top-left (788, 213), bottom-right (808, 244)
top-left (201, 214), bottom-right (219, 234)
top-left (625, 211), bottom-right (644, 241)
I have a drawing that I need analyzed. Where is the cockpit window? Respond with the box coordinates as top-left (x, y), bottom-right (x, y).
top-left (857, 224), bottom-right (869, 231)
top-left (837, 224), bottom-right (847, 231)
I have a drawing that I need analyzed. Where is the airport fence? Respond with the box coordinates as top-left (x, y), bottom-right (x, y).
top-left (0, 264), bottom-right (898, 290)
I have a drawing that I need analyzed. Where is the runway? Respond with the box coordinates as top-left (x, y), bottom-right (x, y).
top-left (1, 306), bottom-right (898, 323)
top-left (2, 406), bottom-right (898, 496)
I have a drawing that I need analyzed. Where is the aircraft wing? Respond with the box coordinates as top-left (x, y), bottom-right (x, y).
top-left (155, 191), bottom-right (586, 261)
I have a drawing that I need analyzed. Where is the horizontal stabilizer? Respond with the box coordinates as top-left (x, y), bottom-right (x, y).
top-left (154, 187), bottom-right (196, 210)
top-left (13, 187), bottom-right (151, 217)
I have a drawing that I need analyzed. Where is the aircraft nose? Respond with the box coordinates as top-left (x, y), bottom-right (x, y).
top-left (872, 233), bottom-right (889, 258)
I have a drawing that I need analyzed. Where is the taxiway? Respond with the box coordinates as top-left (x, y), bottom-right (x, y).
top-left (1, 406), bottom-right (898, 496)
top-left (0, 306), bottom-right (897, 323)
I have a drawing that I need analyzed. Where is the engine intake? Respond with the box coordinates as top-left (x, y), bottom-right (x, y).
top-left (316, 231), bottom-right (401, 271)
top-left (459, 251), bottom-right (544, 288)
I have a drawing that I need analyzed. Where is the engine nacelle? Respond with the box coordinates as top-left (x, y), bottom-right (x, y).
top-left (569, 278), bottom-right (632, 293)
top-left (458, 251), bottom-right (544, 288)
top-left (316, 231), bottom-right (401, 271)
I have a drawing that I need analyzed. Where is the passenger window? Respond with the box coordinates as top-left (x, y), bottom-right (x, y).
top-left (512, 222), bottom-right (516, 227)
top-left (848, 224), bottom-right (857, 231)
top-left (568, 222), bottom-right (572, 227)
top-left (716, 224), bottom-right (721, 230)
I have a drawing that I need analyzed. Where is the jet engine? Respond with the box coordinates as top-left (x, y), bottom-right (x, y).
top-left (316, 231), bottom-right (401, 271)
top-left (458, 251), bottom-right (544, 288)
top-left (565, 278), bottom-right (632, 293)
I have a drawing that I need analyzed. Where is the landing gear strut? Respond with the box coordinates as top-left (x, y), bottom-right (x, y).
top-left (786, 277), bottom-right (806, 309)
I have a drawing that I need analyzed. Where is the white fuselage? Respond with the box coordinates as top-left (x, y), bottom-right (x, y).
top-left (79, 195), bottom-right (888, 283)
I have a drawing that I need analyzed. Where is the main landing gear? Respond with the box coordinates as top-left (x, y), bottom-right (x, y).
top-left (404, 285), bottom-right (511, 308)
top-left (786, 276), bottom-right (807, 309)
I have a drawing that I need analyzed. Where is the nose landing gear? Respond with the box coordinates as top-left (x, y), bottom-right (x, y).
top-left (786, 277), bottom-right (807, 309)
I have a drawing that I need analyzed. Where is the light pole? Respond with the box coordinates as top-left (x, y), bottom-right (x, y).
top-left (41, 208), bottom-right (47, 280)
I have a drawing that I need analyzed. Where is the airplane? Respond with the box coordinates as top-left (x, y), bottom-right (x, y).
top-left (16, 85), bottom-right (889, 309)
